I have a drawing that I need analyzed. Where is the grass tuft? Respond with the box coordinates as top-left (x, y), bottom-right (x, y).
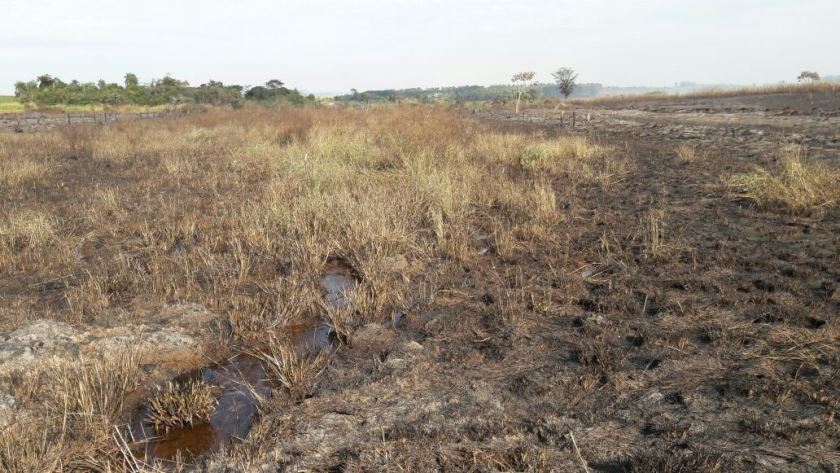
top-left (252, 338), bottom-right (329, 401)
top-left (146, 380), bottom-right (218, 433)
top-left (726, 147), bottom-right (840, 213)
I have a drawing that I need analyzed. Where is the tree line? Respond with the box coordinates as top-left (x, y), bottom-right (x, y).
top-left (335, 73), bottom-right (599, 104)
top-left (13, 74), bottom-right (315, 107)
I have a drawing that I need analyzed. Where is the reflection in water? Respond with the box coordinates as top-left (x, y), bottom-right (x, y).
top-left (132, 354), bottom-right (269, 462)
top-left (132, 258), bottom-right (356, 463)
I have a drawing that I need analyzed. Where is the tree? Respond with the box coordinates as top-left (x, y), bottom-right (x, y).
top-left (14, 81), bottom-right (37, 102)
top-left (552, 67), bottom-right (578, 100)
top-left (37, 74), bottom-right (59, 89)
top-left (265, 79), bottom-right (284, 89)
top-left (124, 73), bottom-right (139, 88)
top-left (511, 71), bottom-right (536, 113)
top-left (798, 71), bottom-right (820, 83)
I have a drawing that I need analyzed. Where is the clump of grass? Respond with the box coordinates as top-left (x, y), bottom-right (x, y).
top-left (643, 208), bottom-right (667, 259)
top-left (726, 147), bottom-right (840, 213)
top-left (0, 350), bottom-right (141, 471)
top-left (54, 350), bottom-right (141, 433)
top-left (57, 124), bottom-right (97, 159)
top-left (253, 338), bottom-right (329, 401)
top-left (146, 380), bottom-right (218, 433)
top-left (0, 158), bottom-right (46, 190)
top-left (0, 211), bottom-right (55, 255)
top-left (520, 137), bottom-right (604, 168)
top-left (0, 414), bottom-right (64, 473)
top-left (620, 448), bottom-right (723, 472)
top-left (519, 137), bottom-right (626, 190)
top-left (674, 144), bottom-right (703, 163)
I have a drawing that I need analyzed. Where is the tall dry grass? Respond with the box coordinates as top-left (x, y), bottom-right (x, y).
top-left (0, 349), bottom-right (142, 472)
top-left (569, 81), bottom-right (840, 106)
top-left (1, 105), bottom-right (622, 329)
top-left (725, 146), bottom-right (840, 214)
top-left (0, 105), bottom-right (626, 469)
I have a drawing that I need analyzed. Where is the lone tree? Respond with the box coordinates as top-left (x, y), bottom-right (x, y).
top-left (552, 67), bottom-right (578, 100)
top-left (511, 71), bottom-right (536, 114)
top-left (124, 73), bottom-right (139, 88)
top-left (797, 71), bottom-right (820, 83)
top-left (265, 79), bottom-right (285, 89)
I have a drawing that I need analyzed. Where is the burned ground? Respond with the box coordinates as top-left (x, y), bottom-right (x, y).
top-left (0, 93), bottom-right (838, 472)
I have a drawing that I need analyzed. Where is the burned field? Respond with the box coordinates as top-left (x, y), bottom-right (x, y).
top-left (0, 94), bottom-right (838, 472)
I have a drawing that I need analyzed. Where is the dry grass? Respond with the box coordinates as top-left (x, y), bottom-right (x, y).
top-left (1, 105), bottom-right (627, 468)
top-left (146, 380), bottom-right (217, 432)
top-left (0, 414), bottom-right (64, 473)
top-left (13, 103), bottom-right (835, 470)
top-left (643, 208), bottom-right (667, 259)
top-left (0, 349), bottom-right (142, 472)
top-left (674, 144), bottom-right (704, 163)
top-left (252, 338), bottom-right (329, 401)
top-left (0, 158), bottom-right (46, 190)
top-left (518, 136), bottom-right (625, 190)
top-left (0, 105), bottom-right (623, 330)
top-left (620, 448), bottom-right (724, 472)
top-left (569, 81), bottom-right (840, 106)
top-left (54, 350), bottom-right (141, 433)
top-left (725, 146), bottom-right (840, 213)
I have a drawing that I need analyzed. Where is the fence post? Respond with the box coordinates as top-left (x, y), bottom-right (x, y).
top-left (572, 111), bottom-right (576, 128)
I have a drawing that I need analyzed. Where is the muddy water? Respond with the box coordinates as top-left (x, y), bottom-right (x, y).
top-left (322, 257), bottom-right (358, 309)
top-left (131, 354), bottom-right (270, 461)
top-left (131, 259), bottom-right (357, 463)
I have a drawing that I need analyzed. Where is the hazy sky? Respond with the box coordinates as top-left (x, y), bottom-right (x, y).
top-left (3, 0), bottom-right (838, 95)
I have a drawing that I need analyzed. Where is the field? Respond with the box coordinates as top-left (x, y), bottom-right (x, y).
top-left (0, 95), bottom-right (180, 115)
top-left (0, 90), bottom-right (838, 472)
top-left (0, 96), bottom-right (24, 113)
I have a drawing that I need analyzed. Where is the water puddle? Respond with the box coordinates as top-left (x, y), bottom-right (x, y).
top-left (130, 258), bottom-right (357, 464)
top-left (322, 257), bottom-right (359, 309)
top-left (131, 353), bottom-right (269, 461)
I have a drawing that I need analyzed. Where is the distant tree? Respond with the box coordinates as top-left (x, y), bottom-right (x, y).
top-left (124, 73), bottom-right (139, 88)
top-left (37, 74), bottom-right (59, 89)
top-left (552, 67), bottom-right (578, 100)
top-left (797, 71), bottom-right (820, 83)
top-left (14, 81), bottom-right (37, 102)
top-left (157, 75), bottom-right (188, 87)
top-left (265, 79), bottom-right (284, 89)
top-left (511, 71), bottom-right (536, 113)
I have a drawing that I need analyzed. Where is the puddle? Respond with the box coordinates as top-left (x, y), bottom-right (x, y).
top-left (131, 353), bottom-right (269, 461)
top-left (131, 322), bottom-right (337, 463)
top-left (131, 258), bottom-right (356, 464)
top-left (322, 257), bottom-right (359, 309)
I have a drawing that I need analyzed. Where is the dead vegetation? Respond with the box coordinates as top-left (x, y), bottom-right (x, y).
top-left (252, 338), bottom-right (329, 401)
top-left (725, 146), bottom-right (840, 213)
top-left (1, 101), bottom-right (839, 471)
top-left (569, 80), bottom-right (840, 106)
top-left (146, 380), bottom-right (217, 432)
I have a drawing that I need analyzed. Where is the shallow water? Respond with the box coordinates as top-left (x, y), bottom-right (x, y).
top-left (131, 353), bottom-right (270, 462)
top-left (322, 257), bottom-right (358, 309)
top-left (131, 259), bottom-right (357, 463)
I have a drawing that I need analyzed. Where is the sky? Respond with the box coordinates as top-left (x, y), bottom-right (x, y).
top-left (2, 0), bottom-right (839, 95)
